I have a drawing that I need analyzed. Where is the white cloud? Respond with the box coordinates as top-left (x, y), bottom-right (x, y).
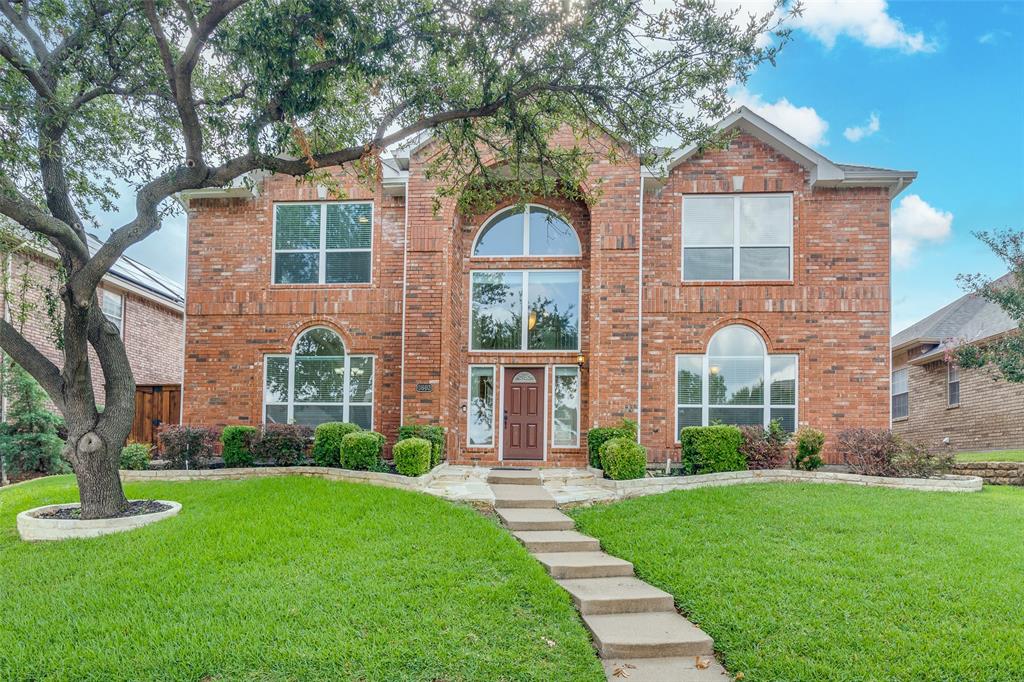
top-left (731, 88), bottom-right (829, 147)
top-left (978, 30), bottom-right (1010, 45)
top-left (843, 113), bottom-right (880, 142)
top-left (891, 195), bottom-right (953, 267)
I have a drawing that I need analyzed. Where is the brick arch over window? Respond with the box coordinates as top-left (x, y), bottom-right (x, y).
top-left (471, 203), bottom-right (582, 258)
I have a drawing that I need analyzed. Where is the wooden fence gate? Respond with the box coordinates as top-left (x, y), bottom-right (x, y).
top-left (131, 384), bottom-right (181, 448)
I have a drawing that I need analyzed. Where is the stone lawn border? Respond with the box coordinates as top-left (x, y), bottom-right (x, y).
top-left (952, 461), bottom-right (1024, 486)
top-left (17, 500), bottom-right (182, 541)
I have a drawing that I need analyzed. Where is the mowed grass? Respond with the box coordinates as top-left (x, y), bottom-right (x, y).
top-left (957, 449), bottom-right (1024, 462)
top-left (570, 483), bottom-right (1024, 682)
top-left (0, 475), bottom-right (603, 682)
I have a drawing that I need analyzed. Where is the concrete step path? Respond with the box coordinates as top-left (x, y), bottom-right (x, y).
top-left (488, 470), bottom-right (728, 681)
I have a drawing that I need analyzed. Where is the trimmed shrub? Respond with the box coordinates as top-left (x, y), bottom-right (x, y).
top-left (586, 419), bottom-right (638, 468)
top-left (221, 425), bottom-right (257, 468)
top-left (312, 422), bottom-right (361, 467)
top-left (0, 361), bottom-right (68, 476)
top-left (159, 425), bottom-right (216, 469)
top-left (398, 424), bottom-right (445, 467)
top-left (680, 425), bottom-right (745, 475)
top-left (252, 423), bottom-right (312, 466)
top-left (599, 436), bottom-right (647, 480)
top-left (119, 442), bottom-right (151, 470)
top-left (893, 440), bottom-right (955, 478)
top-left (340, 431), bottom-right (386, 471)
top-left (393, 437), bottom-right (431, 477)
top-left (739, 420), bottom-right (789, 470)
top-left (793, 427), bottom-right (826, 471)
top-left (837, 428), bottom-right (954, 478)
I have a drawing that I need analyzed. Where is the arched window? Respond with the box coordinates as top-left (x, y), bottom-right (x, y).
top-left (473, 205), bottom-right (581, 257)
top-left (675, 325), bottom-right (797, 435)
top-left (263, 327), bottom-right (374, 428)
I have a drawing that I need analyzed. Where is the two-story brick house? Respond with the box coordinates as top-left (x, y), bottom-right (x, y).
top-left (180, 107), bottom-right (915, 466)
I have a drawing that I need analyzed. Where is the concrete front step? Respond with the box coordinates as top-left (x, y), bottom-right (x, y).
top-left (557, 577), bottom-right (675, 615)
top-left (513, 529), bottom-right (600, 553)
top-left (583, 612), bottom-right (714, 659)
top-left (486, 469), bottom-right (541, 486)
top-left (534, 551), bottom-right (635, 579)
top-left (602, 656), bottom-right (729, 681)
top-left (497, 507), bottom-right (575, 531)
top-left (490, 484), bottom-right (556, 509)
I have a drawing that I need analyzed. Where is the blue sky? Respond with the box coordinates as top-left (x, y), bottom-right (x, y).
top-left (97, 0), bottom-right (1024, 335)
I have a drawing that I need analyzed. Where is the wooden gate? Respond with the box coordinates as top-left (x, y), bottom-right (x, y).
top-left (132, 384), bottom-right (181, 447)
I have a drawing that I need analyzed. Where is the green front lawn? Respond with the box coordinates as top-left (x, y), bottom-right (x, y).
top-left (571, 484), bottom-right (1024, 681)
top-left (956, 449), bottom-right (1024, 462)
top-left (0, 476), bottom-right (603, 682)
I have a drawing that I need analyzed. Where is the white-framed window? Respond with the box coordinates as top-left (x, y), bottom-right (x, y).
top-left (101, 289), bottom-right (124, 337)
top-left (682, 194), bottom-right (792, 281)
top-left (892, 368), bottom-right (909, 420)
top-left (473, 204), bottom-right (581, 257)
top-left (947, 363), bottom-right (960, 408)
top-left (469, 270), bottom-right (581, 351)
top-left (467, 365), bottom-right (496, 447)
top-left (263, 327), bottom-right (374, 428)
top-left (675, 325), bottom-right (797, 439)
top-left (273, 201), bottom-right (372, 284)
top-left (552, 366), bottom-right (580, 447)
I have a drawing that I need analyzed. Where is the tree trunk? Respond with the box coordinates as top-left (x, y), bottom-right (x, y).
top-left (67, 426), bottom-right (130, 520)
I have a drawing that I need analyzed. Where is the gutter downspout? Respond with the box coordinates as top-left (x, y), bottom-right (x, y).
top-left (636, 175), bottom-right (645, 443)
top-left (398, 179), bottom-right (410, 426)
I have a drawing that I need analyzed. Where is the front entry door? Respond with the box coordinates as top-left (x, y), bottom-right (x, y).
top-left (503, 367), bottom-right (545, 460)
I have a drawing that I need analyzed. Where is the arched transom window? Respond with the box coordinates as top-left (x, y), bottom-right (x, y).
top-left (675, 325), bottom-right (797, 435)
top-left (264, 327), bottom-right (374, 428)
top-left (473, 205), bottom-right (581, 257)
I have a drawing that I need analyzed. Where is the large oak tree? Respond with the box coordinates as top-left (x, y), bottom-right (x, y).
top-left (0, 0), bottom-right (790, 518)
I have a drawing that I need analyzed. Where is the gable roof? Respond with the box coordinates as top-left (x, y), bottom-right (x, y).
top-left (892, 273), bottom-right (1017, 361)
top-left (656, 106), bottom-right (915, 197)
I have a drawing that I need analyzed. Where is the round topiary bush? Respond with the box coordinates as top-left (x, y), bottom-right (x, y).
top-left (312, 422), bottom-right (361, 467)
top-left (119, 442), bottom-right (151, 470)
top-left (340, 431), bottom-right (386, 471)
top-left (220, 425), bottom-right (257, 468)
top-left (599, 436), bottom-right (647, 480)
top-left (393, 437), bottom-right (431, 477)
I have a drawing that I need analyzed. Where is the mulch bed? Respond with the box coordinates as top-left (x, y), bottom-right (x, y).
top-left (36, 500), bottom-right (172, 520)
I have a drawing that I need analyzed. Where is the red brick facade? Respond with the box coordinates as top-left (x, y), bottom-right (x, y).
top-left (183, 124), bottom-right (901, 466)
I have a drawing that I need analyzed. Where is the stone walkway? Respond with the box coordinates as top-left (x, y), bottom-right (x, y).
top-left (488, 468), bottom-right (729, 681)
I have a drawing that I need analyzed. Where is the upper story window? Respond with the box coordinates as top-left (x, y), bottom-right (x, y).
top-left (473, 205), bottom-right (581, 257)
top-left (101, 289), bottom-right (124, 337)
top-left (273, 202), bottom-right (372, 284)
top-left (892, 367), bottom-right (909, 419)
top-left (682, 194), bottom-right (792, 281)
top-left (470, 270), bottom-right (581, 351)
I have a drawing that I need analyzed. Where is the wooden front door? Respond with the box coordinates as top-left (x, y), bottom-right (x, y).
top-left (132, 384), bottom-right (181, 448)
top-left (503, 367), bottom-right (545, 460)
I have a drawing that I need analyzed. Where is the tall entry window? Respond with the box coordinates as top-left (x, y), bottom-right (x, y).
top-left (264, 327), bottom-right (374, 428)
top-left (470, 270), bottom-right (581, 351)
top-left (273, 202), bottom-right (373, 284)
top-left (676, 325), bottom-right (797, 436)
top-left (682, 194), bottom-right (792, 281)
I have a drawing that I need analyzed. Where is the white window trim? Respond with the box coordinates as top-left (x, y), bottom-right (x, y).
top-left (470, 203), bottom-right (582, 259)
top-left (468, 269), bottom-right (583, 353)
top-left (947, 363), bottom-right (960, 408)
top-left (466, 364), bottom-right (497, 449)
top-left (551, 365), bottom-right (581, 449)
top-left (271, 201), bottom-right (374, 285)
top-left (102, 289), bottom-right (125, 338)
top-left (891, 367), bottom-right (910, 420)
top-left (673, 351), bottom-right (799, 442)
top-left (680, 193), bottom-right (793, 283)
top-left (262, 333), bottom-right (375, 428)
top-left (496, 364), bottom-right (549, 462)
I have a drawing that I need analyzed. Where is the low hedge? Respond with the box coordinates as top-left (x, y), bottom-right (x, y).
top-left (393, 437), bottom-right (431, 477)
top-left (221, 425), bottom-right (257, 468)
top-left (586, 419), bottom-right (637, 468)
top-left (340, 431), bottom-right (386, 471)
top-left (680, 425), bottom-right (745, 474)
top-left (119, 442), bottom-right (151, 470)
top-left (398, 424), bottom-right (445, 467)
top-left (252, 424), bottom-right (312, 466)
top-left (599, 436), bottom-right (647, 480)
top-left (313, 422), bottom-right (361, 467)
top-left (159, 425), bottom-right (217, 469)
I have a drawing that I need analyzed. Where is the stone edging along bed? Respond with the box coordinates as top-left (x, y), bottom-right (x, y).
top-left (17, 501), bottom-right (182, 541)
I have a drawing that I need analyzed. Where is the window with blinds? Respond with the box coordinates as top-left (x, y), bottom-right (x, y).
top-left (682, 194), bottom-right (792, 281)
top-left (273, 202), bottom-right (372, 284)
top-left (947, 363), bottom-right (960, 408)
top-left (892, 368), bottom-right (909, 419)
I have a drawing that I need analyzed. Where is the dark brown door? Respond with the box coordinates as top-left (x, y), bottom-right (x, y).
top-left (503, 367), bottom-right (545, 460)
top-left (132, 384), bottom-right (181, 448)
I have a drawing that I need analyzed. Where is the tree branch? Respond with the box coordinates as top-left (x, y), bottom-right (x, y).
top-left (0, 176), bottom-right (89, 259)
top-left (0, 0), bottom-right (49, 64)
top-left (0, 316), bottom-right (64, 411)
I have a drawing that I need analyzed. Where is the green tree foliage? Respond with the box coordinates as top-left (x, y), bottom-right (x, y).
top-left (954, 230), bottom-right (1024, 382)
top-left (0, 361), bottom-right (67, 476)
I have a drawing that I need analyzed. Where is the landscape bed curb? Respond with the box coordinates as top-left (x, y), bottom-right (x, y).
top-left (17, 500), bottom-right (182, 541)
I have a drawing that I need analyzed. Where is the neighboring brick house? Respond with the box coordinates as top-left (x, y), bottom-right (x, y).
top-left (0, 234), bottom-right (185, 443)
top-left (891, 274), bottom-right (1023, 452)
top-left (180, 107), bottom-right (915, 465)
